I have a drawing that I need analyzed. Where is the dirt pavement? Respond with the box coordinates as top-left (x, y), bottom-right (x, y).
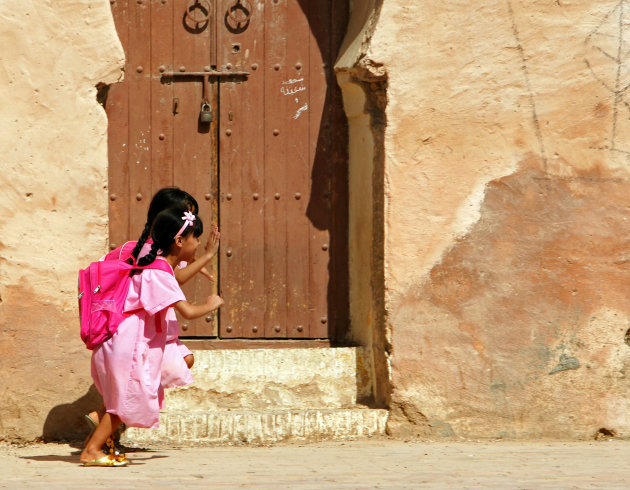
top-left (1, 438), bottom-right (628, 488)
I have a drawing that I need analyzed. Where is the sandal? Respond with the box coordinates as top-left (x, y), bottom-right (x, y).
top-left (84, 414), bottom-right (98, 430)
top-left (83, 413), bottom-right (126, 459)
top-left (81, 454), bottom-right (128, 467)
top-left (83, 414), bottom-right (99, 447)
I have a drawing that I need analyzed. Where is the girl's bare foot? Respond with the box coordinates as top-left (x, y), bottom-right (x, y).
top-left (80, 446), bottom-right (106, 463)
top-left (88, 411), bottom-right (100, 425)
top-left (82, 411), bottom-right (101, 447)
top-left (80, 413), bottom-right (122, 464)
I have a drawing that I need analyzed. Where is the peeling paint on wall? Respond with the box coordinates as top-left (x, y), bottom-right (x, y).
top-left (0, 0), bottom-right (124, 441)
top-left (371, 0), bottom-right (630, 439)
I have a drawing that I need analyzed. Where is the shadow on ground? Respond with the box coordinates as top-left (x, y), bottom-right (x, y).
top-left (20, 452), bottom-right (168, 465)
top-left (41, 384), bottom-right (103, 442)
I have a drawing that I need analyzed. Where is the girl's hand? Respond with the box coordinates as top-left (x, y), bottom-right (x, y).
top-left (205, 226), bottom-right (220, 257)
top-left (174, 295), bottom-right (224, 319)
top-left (173, 226), bottom-right (219, 286)
top-left (200, 266), bottom-right (215, 282)
top-left (206, 294), bottom-right (224, 311)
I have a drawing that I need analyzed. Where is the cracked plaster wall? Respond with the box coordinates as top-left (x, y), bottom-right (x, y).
top-left (364, 0), bottom-right (630, 438)
top-left (3, 0), bottom-right (630, 442)
top-left (0, 0), bottom-right (124, 441)
top-left (336, 0), bottom-right (389, 408)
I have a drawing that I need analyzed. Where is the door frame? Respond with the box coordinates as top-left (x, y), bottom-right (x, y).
top-left (106, 0), bottom-right (351, 342)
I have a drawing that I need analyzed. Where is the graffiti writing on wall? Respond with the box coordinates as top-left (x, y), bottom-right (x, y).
top-left (585, 1), bottom-right (630, 154)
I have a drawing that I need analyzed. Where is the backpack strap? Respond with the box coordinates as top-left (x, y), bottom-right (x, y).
top-left (150, 258), bottom-right (176, 276)
top-left (103, 241), bottom-right (137, 262)
top-left (118, 241), bottom-right (137, 261)
top-left (134, 257), bottom-right (175, 276)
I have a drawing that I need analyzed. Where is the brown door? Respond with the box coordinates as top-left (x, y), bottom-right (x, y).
top-left (107, 0), bottom-right (348, 339)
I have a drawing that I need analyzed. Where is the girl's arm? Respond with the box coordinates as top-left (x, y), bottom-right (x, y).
top-left (174, 227), bottom-right (220, 285)
top-left (174, 295), bottom-right (224, 320)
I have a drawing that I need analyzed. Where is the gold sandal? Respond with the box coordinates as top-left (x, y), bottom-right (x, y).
top-left (81, 454), bottom-right (128, 467)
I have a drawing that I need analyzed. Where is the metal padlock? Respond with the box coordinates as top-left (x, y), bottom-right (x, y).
top-left (199, 102), bottom-right (213, 123)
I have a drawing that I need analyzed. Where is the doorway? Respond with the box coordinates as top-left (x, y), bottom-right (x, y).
top-left (107, 0), bottom-right (348, 339)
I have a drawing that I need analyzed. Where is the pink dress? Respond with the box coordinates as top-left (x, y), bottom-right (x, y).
top-left (90, 259), bottom-right (185, 428)
top-left (136, 242), bottom-right (194, 388)
top-left (160, 307), bottom-right (194, 389)
top-left (107, 240), bottom-right (194, 388)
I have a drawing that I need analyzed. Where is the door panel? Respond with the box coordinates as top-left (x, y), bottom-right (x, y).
top-left (108, 0), bottom-right (130, 250)
top-left (217, 0), bottom-right (266, 338)
top-left (306, 0), bottom-right (333, 338)
top-left (108, 0), bottom-right (348, 340)
top-left (261, 0), bottom-right (289, 338)
top-left (217, 0), bottom-right (347, 339)
top-left (108, 0), bottom-right (219, 337)
top-left (285, 0), bottom-right (312, 338)
top-left (170, 0), bottom-right (219, 336)
top-left (128, 0), bottom-right (152, 236)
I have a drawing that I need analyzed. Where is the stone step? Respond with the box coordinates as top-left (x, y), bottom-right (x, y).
top-left (166, 347), bottom-right (373, 410)
top-left (121, 408), bottom-right (388, 445)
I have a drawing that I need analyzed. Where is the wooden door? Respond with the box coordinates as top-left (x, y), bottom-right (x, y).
top-left (107, 0), bottom-right (348, 340)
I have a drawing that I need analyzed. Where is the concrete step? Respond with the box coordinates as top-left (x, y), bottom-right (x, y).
top-left (121, 408), bottom-right (388, 445)
top-left (124, 347), bottom-right (384, 445)
top-left (165, 347), bottom-right (373, 410)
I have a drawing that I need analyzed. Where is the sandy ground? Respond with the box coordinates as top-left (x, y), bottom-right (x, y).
top-left (1, 438), bottom-right (629, 489)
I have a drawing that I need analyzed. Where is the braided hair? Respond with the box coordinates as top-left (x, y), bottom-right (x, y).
top-left (130, 207), bottom-right (203, 267)
top-left (128, 187), bottom-right (199, 265)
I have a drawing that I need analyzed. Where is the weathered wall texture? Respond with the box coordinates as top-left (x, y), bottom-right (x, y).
top-left (0, 0), bottom-right (124, 440)
top-left (336, 0), bottom-right (390, 408)
top-left (370, 0), bottom-right (630, 438)
top-left (4, 0), bottom-right (629, 442)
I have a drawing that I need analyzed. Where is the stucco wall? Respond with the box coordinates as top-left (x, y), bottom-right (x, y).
top-left (0, 0), bottom-right (123, 440)
top-left (335, 0), bottom-right (391, 408)
top-left (4, 0), bottom-right (630, 442)
top-left (368, 0), bottom-right (630, 438)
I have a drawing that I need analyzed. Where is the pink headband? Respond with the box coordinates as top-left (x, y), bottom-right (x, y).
top-left (175, 211), bottom-right (196, 238)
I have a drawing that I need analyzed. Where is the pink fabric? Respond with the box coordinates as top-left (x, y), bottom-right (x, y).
top-left (177, 340), bottom-right (193, 358)
top-left (138, 241), bottom-right (193, 388)
top-left (104, 240), bottom-right (194, 388)
top-left (138, 240), bottom-right (154, 260)
top-left (174, 211), bottom-right (196, 238)
top-left (90, 262), bottom-right (186, 428)
top-left (159, 308), bottom-right (194, 389)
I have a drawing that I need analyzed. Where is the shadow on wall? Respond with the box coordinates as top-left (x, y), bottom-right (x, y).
top-left (42, 385), bottom-right (102, 442)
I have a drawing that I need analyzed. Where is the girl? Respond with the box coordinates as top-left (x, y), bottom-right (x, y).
top-left (108, 187), bottom-right (217, 286)
top-left (80, 208), bottom-right (224, 466)
top-left (85, 188), bottom-right (219, 429)
top-left (110, 187), bottom-right (220, 368)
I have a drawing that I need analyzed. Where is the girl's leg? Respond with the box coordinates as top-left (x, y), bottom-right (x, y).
top-left (82, 405), bottom-right (107, 447)
top-left (80, 412), bottom-right (121, 463)
top-left (92, 406), bottom-right (106, 422)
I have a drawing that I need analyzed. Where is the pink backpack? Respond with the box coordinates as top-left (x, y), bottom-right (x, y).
top-left (78, 253), bottom-right (173, 350)
top-left (103, 240), bottom-right (138, 262)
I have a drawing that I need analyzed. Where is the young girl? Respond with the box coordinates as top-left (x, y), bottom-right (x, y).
top-left (85, 188), bottom-right (219, 429)
top-left (80, 208), bottom-right (224, 466)
top-left (108, 186), bottom-right (217, 287)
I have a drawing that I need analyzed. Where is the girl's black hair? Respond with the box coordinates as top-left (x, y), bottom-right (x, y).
top-left (132, 207), bottom-right (203, 267)
top-left (129, 187), bottom-right (199, 264)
